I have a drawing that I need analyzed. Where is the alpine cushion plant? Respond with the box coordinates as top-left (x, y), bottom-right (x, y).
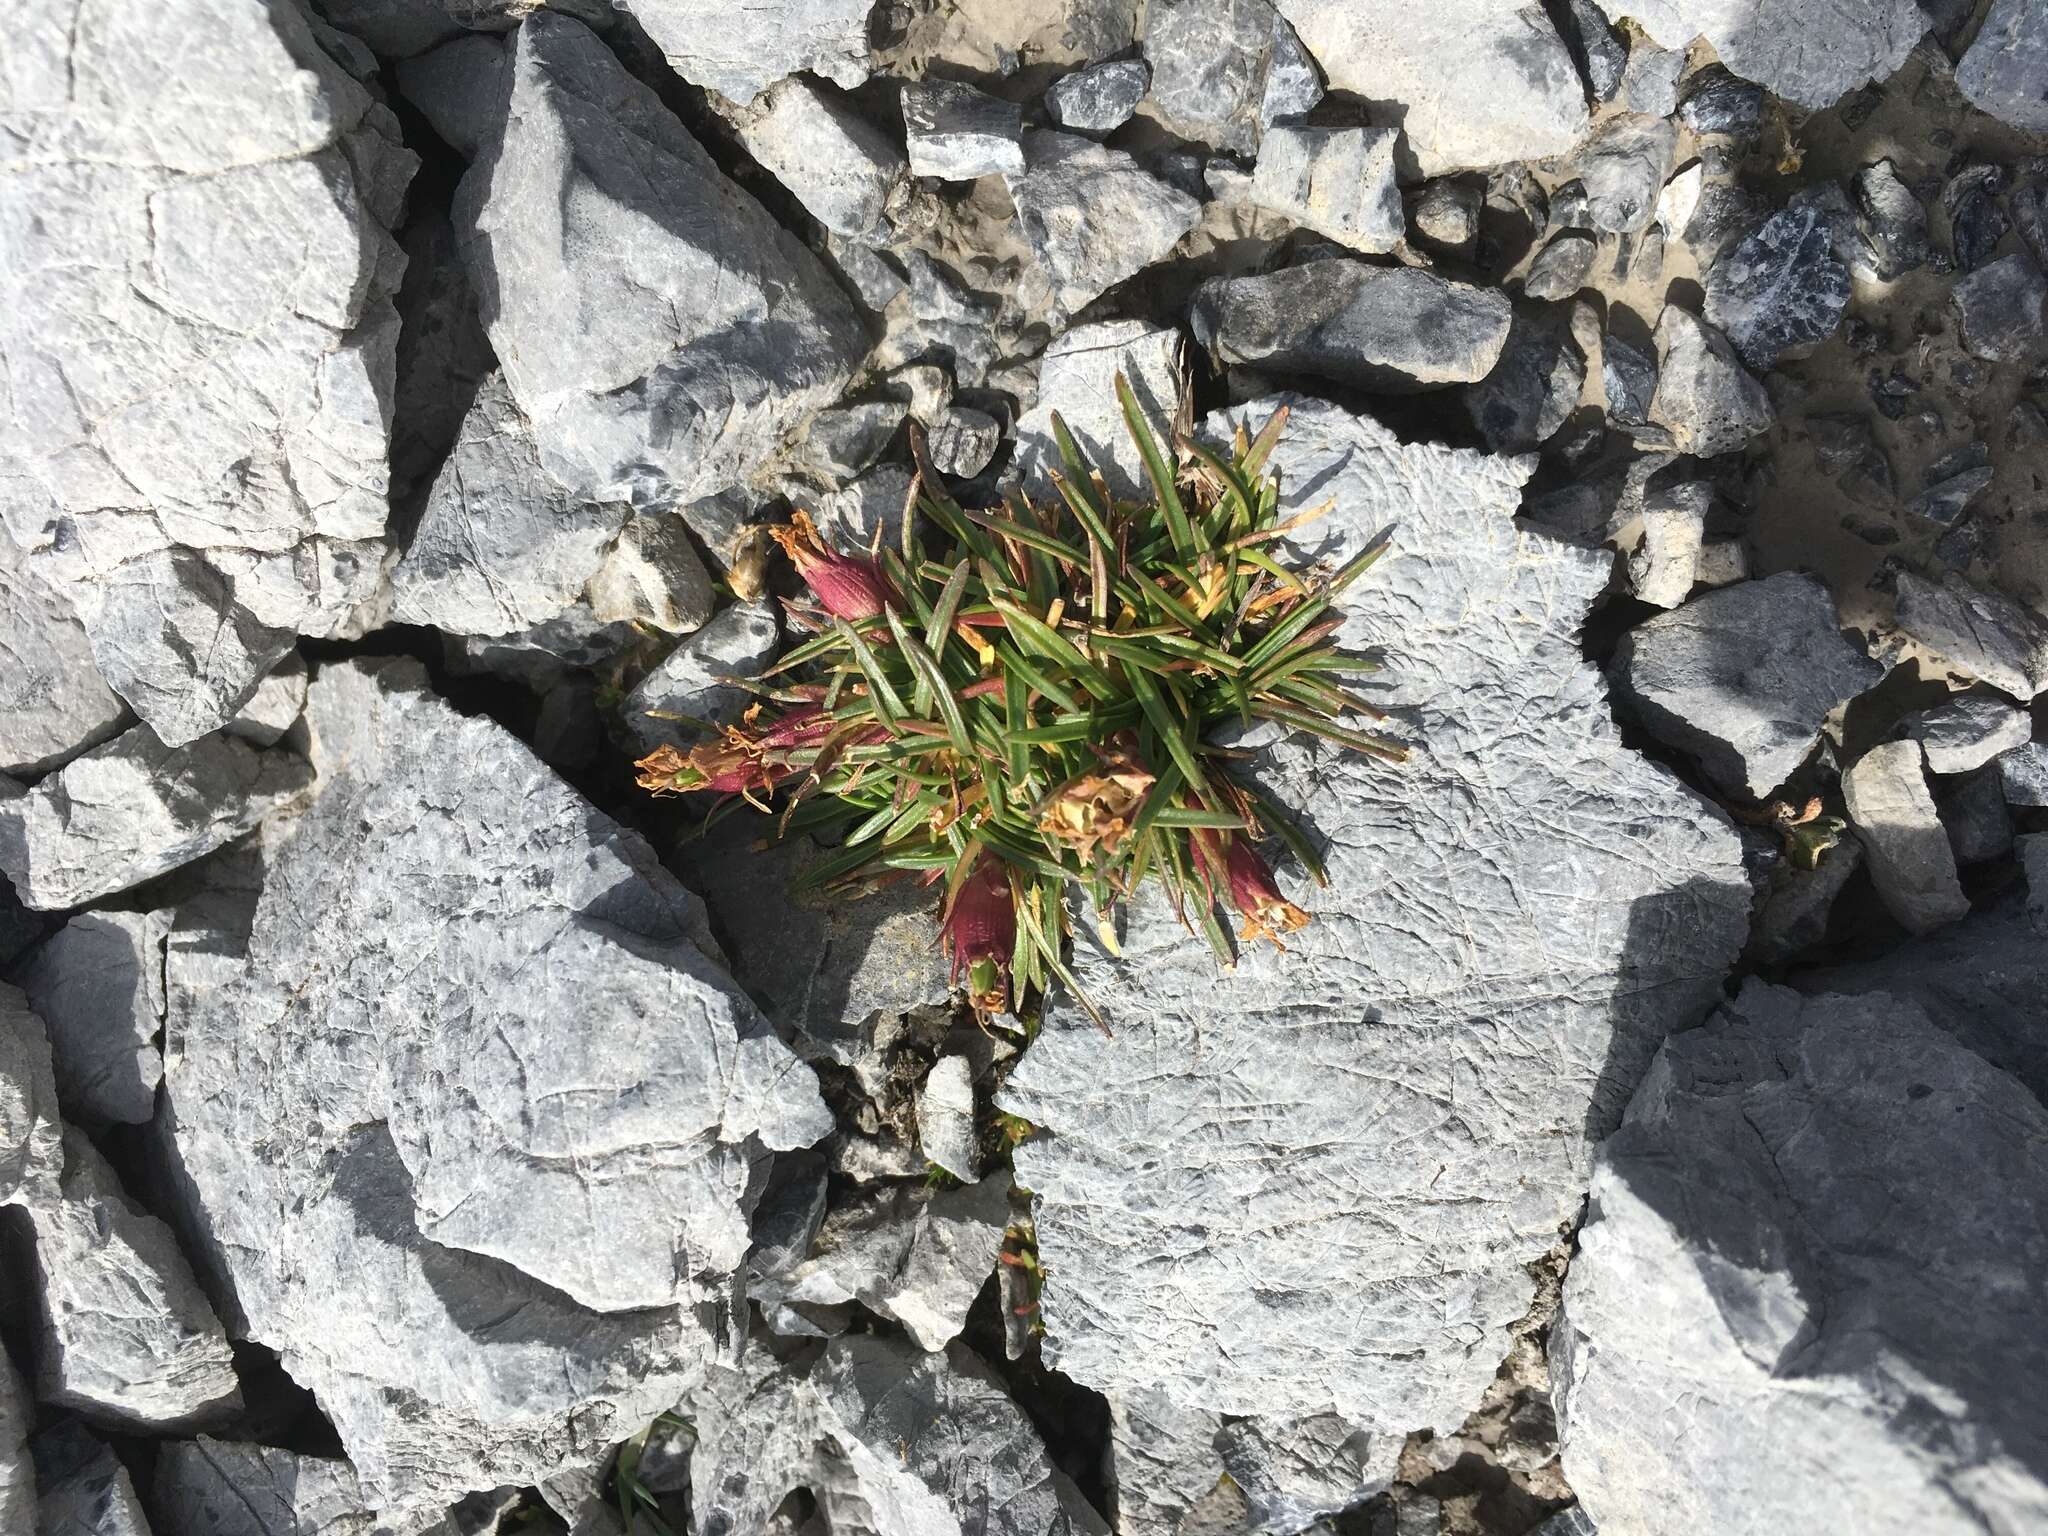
top-left (636, 379), bottom-right (1407, 1031)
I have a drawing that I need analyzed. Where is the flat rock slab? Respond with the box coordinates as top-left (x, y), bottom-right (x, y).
top-left (2, 0), bottom-right (415, 746)
top-left (455, 13), bottom-right (867, 507)
top-left (1010, 320), bottom-right (1186, 504)
top-left (1000, 396), bottom-right (1748, 1442)
top-left (1842, 740), bottom-right (1969, 935)
top-left (0, 725), bottom-right (311, 912)
top-left (1610, 571), bottom-right (1883, 801)
top-left (160, 658), bottom-right (830, 1525)
top-left (1554, 980), bottom-right (2048, 1535)
top-left (1601, 0), bottom-right (1934, 108)
top-left (1274, 0), bottom-right (1587, 175)
top-left (621, 0), bottom-right (871, 104)
top-left (0, 540), bottom-right (127, 780)
top-left (15, 911), bottom-right (169, 1126)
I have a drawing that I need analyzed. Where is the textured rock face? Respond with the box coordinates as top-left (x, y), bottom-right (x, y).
top-left (155, 1438), bottom-right (374, 1536)
top-left (1898, 691), bottom-right (2033, 776)
top-left (1006, 132), bottom-right (1201, 320)
top-left (620, 0), bottom-right (872, 103)
top-left (0, 1355), bottom-right (28, 1533)
top-left (1957, 0), bottom-right (2048, 132)
top-left (0, 725), bottom-right (312, 912)
top-left (1000, 396), bottom-right (1748, 1442)
top-left (1010, 321), bottom-right (1185, 502)
top-left (1570, 114), bottom-right (1677, 234)
top-left (1601, 0), bottom-right (1933, 108)
top-left (738, 77), bottom-right (905, 240)
top-left (16, 911), bottom-right (169, 1126)
top-left (1894, 571), bottom-right (2048, 699)
top-left (1648, 306), bottom-right (1774, 457)
top-left (1842, 741), bottom-right (1969, 935)
top-left (1610, 573), bottom-right (1882, 801)
top-left (389, 373), bottom-right (632, 637)
top-left (1705, 203), bottom-right (1853, 370)
top-left (160, 658), bottom-right (830, 1523)
top-left (903, 81), bottom-right (1025, 180)
top-left (0, 539), bottom-right (128, 779)
top-left (1192, 262), bottom-right (1512, 391)
top-left (35, 1424), bottom-right (154, 1536)
top-left (1, 0), bottom-right (415, 748)
top-left (1143, 0), bottom-right (1319, 156)
top-left (626, 601), bottom-right (781, 753)
top-left (1553, 981), bottom-right (2048, 1535)
top-left (1250, 127), bottom-right (1404, 254)
top-left (689, 1337), bottom-right (1108, 1536)
top-left (454, 13), bottom-right (867, 508)
top-left (2, 989), bottom-right (240, 1433)
top-left (1273, 0), bottom-right (1588, 176)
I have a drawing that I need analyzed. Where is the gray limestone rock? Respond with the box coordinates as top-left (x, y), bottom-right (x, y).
top-left (1601, 0), bottom-right (1933, 109)
top-left (158, 658), bottom-right (829, 1523)
top-left (1552, 980), bottom-right (2048, 1534)
top-left (1610, 573), bottom-right (1884, 801)
top-left (1958, 0), bottom-right (2048, 133)
top-left (1046, 59), bottom-right (1150, 135)
top-left (902, 82), bottom-right (1026, 181)
top-left (453, 14), bottom-right (867, 509)
top-left (0, 1354), bottom-right (28, 1533)
top-left (1216, 1415), bottom-right (1398, 1533)
top-left (1629, 493), bottom-right (1706, 610)
top-left (626, 602), bottom-right (783, 753)
top-left (1941, 765), bottom-right (2014, 867)
top-left (1111, 1391), bottom-right (1227, 1536)
top-left (584, 514), bottom-right (717, 636)
top-left (1622, 36), bottom-right (1684, 116)
top-left (1844, 740), bottom-right (1970, 934)
top-left (1250, 127), bottom-right (1404, 255)
top-left (927, 407), bottom-right (1002, 480)
top-left (1465, 303), bottom-right (1587, 453)
top-left (395, 33), bottom-right (510, 160)
top-left (0, 726), bottom-right (310, 912)
top-left (2, 0), bottom-right (416, 746)
top-left (1523, 233), bottom-right (1599, 301)
top-left (1647, 307), bottom-right (1774, 459)
top-left (1274, 0), bottom-right (1588, 176)
top-left (0, 540), bottom-right (128, 780)
top-left (2001, 742), bottom-right (2048, 806)
top-left (1192, 263), bottom-right (1512, 392)
top-left (1950, 251), bottom-right (2048, 363)
top-left (1705, 204), bottom-right (1853, 371)
top-left (1142, 0), bottom-right (1321, 156)
top-left (1894, 571), bottom-right (2048, 700)
top-left (1010, 321), bottom-right (1185, 503)
top-left (35, 1424), bottom-right (153, 1536)
top-left (1412, 178), bottom-right (1483, 251)
top-left (916, 1055), bottom-right (980, 1182)
top-left (795, 404), bottom-right (905, 484)
top-left (1006, 132), bottom-right (1202, 320)
top-left (687, 817), bottom-right (950, 1066)
top-left (815, 466), bottom-right (917, 554)
top-left (753, 1174), bottom-right (1008, 1350)
top-left (1748, 838), bottom-right (1860, 966)
top-left (1570, 114), bottom-right (1678, 235)
top-left (999, 395), bottom-right (1748, 1440)
top-left (688, 1337), bottom-right (1109, 1536)
top-left (739, 77), bottom-right (904, 240)
top-left (390, 373), bottom-right (631, 637)
top-left (618, 0), bottom-right (871, 104)
top-left (1556, 0), bottom-right (1626, 100)
top-left (1896, 691), bottom-right (2035, 775)
top-left (154, 1438), bottom-right (374, 1536)
top-left (1854, 160), bottom-right (1931, 281)
top-left (3, 989), bottom-right (239, 1432)
top-left (16, 911), bottom-right (169, 1127)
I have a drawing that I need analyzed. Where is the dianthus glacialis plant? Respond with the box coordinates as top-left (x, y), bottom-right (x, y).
top-left (635, 380), bottom-right (1406, 1031)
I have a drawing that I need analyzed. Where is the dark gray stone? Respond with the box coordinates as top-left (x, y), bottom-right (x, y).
top-left (1466, 303), bottom-right (1588, 453)
top-left (1006, 132), bottom-right (1202, 320)
top-left (1603, 333), bottom-right (1658, 427)
top-left (1191, 262), bottom-right (1512, 391)
top-left (1853, 160), bottom-right (1930, 280)
top-left (1524, 232), bottom-right (1599, 300)
top-left (1958, 0), bottom-right (2048, 133)
top-left (1952, 253), bottom-right (2048, 363)
top-left (1894, 571), bottom-right (2048, 699)
top-left (1704, 204), bottom-right (1852, 370)
top-left (625, 602), bottom-right (781, 753)
top-left (1142, 0), bottom-right (1320, 155)
top-left (2001, 742), bottom-right (2048, 806)
top-left (1675, 64), bottom-right (1763, 137)
top-left (1046, 59), bottom-right (1150, 134)
top-left (1897, 691), bottom-right (2035, 775)
top-left (903, 81), bottom-right (1025, 180)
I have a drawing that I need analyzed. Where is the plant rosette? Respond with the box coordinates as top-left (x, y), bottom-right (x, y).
top-left (636, 378), bottom-right (1407, 1031)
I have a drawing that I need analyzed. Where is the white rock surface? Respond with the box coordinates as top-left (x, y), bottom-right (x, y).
top-left (15, 911), bottom-right (169, 1126)
top-left (1251, 127), bottom-right (1404, 254)
top-left (999, 396), bottom-right (1748, 1444)
top-left (223, 654), bottom-right (309, 750)
top-left (1842, 740), bottom-right (1970, 935)
top-left (2, 0), bottom-right (416, 746)
top-left (453, 13), bottom-right (867, 508)
top-left (1554, 980), bottom-right (2048, 1535)
top-left (1010, 321), bottom-right (1186, 503)
top-left (738, 76), bottom-right (905, 240)
top-left (621, 0), bottom-right (872, 104)
top-left (1273, 0), bottom-right (1589, 176)
top-left (917, 1055), bottom-right (980, 1182)
top-left (159, 658), bottom-right (830, 1523)
top-left (0, 725), bottom-right (311, 912)
top-left (1600, 0), bottom-right (1933, 108)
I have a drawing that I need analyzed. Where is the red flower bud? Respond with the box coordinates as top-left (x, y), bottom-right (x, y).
top-left (1197, 831), bottom-right (1311, 949)
top-left (941, 855), bottom-right (1017, 1014)
top-left (633, 705), bottom-right (844, 798)
top-left (769, 510), bottom-right (896, 621)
